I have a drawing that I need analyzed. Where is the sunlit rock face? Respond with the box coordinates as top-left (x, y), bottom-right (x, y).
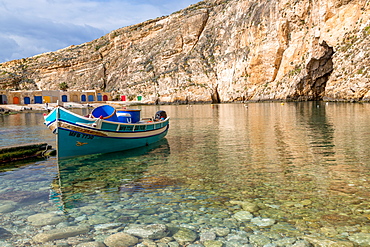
top-left (0, 0), bottom-right (369, 103)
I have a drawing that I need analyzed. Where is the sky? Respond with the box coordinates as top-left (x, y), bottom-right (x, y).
top-left (0, 0), bottom-right (199, 63)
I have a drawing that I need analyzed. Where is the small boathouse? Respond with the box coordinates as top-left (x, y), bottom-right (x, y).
top-left (0, 90), bottom-right (111, 105)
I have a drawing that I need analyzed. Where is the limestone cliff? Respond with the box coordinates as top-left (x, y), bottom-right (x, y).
top-left (0, 0), bottom-right (369, 103)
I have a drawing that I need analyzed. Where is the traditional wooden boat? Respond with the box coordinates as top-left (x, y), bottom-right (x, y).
top-left (44, 105), bottom-right (169, 159)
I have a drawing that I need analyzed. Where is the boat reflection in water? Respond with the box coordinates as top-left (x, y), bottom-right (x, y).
top-left (51, 139), bottom-right (170, 210)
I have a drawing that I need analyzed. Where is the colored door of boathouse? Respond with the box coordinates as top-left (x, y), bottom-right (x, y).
top-left (81, 95), bottom-right (86, 102)
top-left (61, 95), bottom-right (68, 102)
top-left (13, 97), bottom-right (20, 104)
top-left (0, 95), bottom-right (6, 104)
top-left (24, 97), bottom-right (31, 104)
top-left (43, 96), bottom-right (51, 103)
top-left (34, 96), bottom-right (43, 104)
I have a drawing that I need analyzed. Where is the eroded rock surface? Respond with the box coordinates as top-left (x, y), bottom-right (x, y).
top-left (0, 0), bottom-right (369, 103)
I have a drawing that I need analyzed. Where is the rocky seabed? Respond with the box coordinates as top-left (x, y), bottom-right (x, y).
top-left (1, 163), bottom-right (370, 247)
top-left (2, 189), bottom-right (370, 247)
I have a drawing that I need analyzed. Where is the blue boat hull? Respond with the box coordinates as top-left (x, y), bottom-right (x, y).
top-left (57, 125), bottom-right (169, 159)
top-left (44, 106), bottom-right (170, 159)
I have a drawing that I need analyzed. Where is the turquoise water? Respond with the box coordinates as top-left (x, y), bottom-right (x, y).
top-left (1, 102), bottom-right (370, 246)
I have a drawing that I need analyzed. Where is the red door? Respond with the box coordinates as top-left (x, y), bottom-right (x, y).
top-left (13, 97), bottom-right (20, 104)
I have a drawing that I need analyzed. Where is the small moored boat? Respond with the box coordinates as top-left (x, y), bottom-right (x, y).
top-left (44, 105), bottom-right (169, 159)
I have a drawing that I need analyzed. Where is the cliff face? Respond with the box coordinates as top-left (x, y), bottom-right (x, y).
top-left (0, 0), bottom-right (369, 103)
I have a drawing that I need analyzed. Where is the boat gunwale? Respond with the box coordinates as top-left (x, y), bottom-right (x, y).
top-left (58, 124), bottom-right (170, 140)
top-left (46, 106), bottom-right (170, 128)
top-left (89, 117), bottom-right (170, 126)
top-left (58, 118), bottom-right (170, 134)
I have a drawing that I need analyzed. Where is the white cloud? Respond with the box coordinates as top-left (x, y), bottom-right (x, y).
top-left (0, 35), bottom-right (21, 62)
top-left (0, 0), bottom-right (199, 63)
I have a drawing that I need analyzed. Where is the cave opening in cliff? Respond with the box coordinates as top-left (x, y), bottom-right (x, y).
top-left (297, 41), bottom-right (334, 101)
top-left (211, 86), bottom-right (220, 103)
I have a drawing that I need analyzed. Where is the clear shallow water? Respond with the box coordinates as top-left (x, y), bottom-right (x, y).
top-left (0, 112), bottom-right (56, 148)
top-left (1, 102), bottom-right (370, 246)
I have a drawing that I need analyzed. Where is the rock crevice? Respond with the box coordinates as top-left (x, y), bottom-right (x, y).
top-left (295, 40), bottom-right (334, 100)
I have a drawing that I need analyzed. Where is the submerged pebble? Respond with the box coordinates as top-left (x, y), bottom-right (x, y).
top-left (0, 191), bottom-right (289, 246)
top-left (0, 189), bottom-right (365, 247)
